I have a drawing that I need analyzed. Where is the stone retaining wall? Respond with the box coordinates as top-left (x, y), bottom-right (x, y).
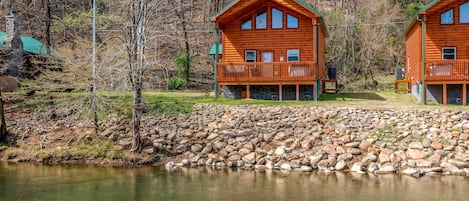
top-left (142, 104), bottom-right (469, 177)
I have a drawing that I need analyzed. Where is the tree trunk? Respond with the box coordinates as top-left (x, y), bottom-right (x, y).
top-left (45, 0), bottom-right (52, 48)
top-left (132, 88), bottom-right (142, 152)
top-left (0, 91), bottom-right (7, 142)
top-left (128, 0), bottom-right (147, 152)
top-left (181, 6), bottom-right (190, 84)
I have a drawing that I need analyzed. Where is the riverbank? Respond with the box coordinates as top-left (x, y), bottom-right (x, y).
top-left (2, 97), bottom-right (469, 177)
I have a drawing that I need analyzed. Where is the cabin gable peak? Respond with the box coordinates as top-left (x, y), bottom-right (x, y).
top-left (212, 0), bottom-right (322, 25)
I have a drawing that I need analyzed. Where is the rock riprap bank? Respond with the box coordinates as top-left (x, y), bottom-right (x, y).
top-left (11, 101), bottom-right (469, 176)
top-left (142, 104), bottom-right (469, 177)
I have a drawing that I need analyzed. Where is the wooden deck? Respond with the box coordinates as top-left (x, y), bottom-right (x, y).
top-left (217, 62), bottom-right (318, 84)
top-left (425, 60), bottom-right (469, 81)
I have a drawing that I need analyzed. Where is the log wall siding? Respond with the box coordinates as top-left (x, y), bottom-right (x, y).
top-left (425, 1), bottom-right (469, 61)
top-left (221, 2), bottom-right (316, 65)
top-left (406, 23), bottom-right (422, 84)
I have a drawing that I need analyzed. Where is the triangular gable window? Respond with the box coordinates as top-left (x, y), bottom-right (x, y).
top-left (241, 18), bottom-right (252, 30)
top-left (287, 14), bottom-right (298, 28)
top-left (441, 9), bottom-right (454, 24)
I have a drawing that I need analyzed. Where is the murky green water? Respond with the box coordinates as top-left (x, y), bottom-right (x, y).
top-left (1, 162), bottom-right (468, 201)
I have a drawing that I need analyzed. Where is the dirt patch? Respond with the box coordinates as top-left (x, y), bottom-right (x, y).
top-left (0, 76), bottom-right (19, 92)
top-left (0, 94), bottom-right (163, 166)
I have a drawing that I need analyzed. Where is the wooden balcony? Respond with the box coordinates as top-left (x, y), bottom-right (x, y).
top-left (425, 60), bottom-right (469, 82)
top-left (217, 62), bottom-right (318, 84)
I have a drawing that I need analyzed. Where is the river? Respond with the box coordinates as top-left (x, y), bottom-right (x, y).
top-left (1, 162), bottom-right (468, 201)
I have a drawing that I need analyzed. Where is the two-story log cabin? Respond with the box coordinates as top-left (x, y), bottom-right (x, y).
top-left (406, 0), bottom-right (469, 105)
top-left (211, 0), bottom-right (327, 101)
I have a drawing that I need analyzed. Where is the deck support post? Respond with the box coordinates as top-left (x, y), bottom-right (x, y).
top-left (443, 83), bottom-right (447, 105)
top-left (247, 84), bottom-right (251, 99)
top-left (462, 82), bottom-right (467, 106)
top-left (296, 83), bottom-right (300, 101)
top-left (279, 84), bottom-right (283, 101)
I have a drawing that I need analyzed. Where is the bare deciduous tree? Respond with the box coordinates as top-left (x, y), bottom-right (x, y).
top-left (320, 0), bottom-right (405, 88)
top-left (126, 0), bottom-right (149, 152)
top-left (171, 0), bottom-right (191, 84)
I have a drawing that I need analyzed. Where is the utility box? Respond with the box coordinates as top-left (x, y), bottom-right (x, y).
top-left (327, 68), bottom-right (337, 80)
top-left (395, 68), bottom-right (405, 80)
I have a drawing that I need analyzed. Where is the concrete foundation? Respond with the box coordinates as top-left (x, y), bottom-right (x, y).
top-left (221, 86), bottom-right (244, 99)
top-left (412, 83), bottom-right (422, 103)
top-left (221, 84), bottom-right (316, 100)
top-left (419, 84), bottom-right (465, 105)
top-left (426, 85), bottom-right (443, 104)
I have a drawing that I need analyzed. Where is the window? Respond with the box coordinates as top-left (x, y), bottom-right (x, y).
top-left (461, 2), bottom-right (469, 23)
top-left (442, 47), bottom-right (456, 60)
top-left (241, 18), bottom-right (252, 30)
top-left (245, 50), bottom-right (256, 62)
top-left (287, 50), bottom-right (300, 62)
top-left (441, 9), bottom-right (454, 24)
top-left (256, 11), bottom-right (267, 29)
top-left (272, 8), bottom-right (283, 29)
top-left (287, 14), bottom-right (298, 28)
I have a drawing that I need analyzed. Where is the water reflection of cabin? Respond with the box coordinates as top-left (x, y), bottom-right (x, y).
top-left (211, 0), bottom-right (327, 101)
top-left (406, 0), bottom-right (469, 105)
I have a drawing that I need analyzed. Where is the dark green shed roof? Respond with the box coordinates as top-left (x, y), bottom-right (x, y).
top-left (0, 31), bottom-right (49, 55)
top-left (209, 44), bottom-right (222, 55)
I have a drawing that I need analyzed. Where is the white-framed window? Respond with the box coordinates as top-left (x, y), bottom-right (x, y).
top-left (287, 14), bottom-right (298, 28)
top-left (441, 9), bottom-right (454, 24)
top-left (442, 47), bottom-right (456, 60)
top-left (272, 8), bottom-right (283, 29)
top-left (245, 50), bottom-right (256, 62)
top-left (241, 18), bottom-right (252, 30)
top-left (287, 49), bottom-right (300, 62)
top-left (461, 2), bottom-right (469, 23)
top-left (256, 10), bottom-right (267, 29)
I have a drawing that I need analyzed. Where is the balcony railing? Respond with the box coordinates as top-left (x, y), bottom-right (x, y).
top-left (425, 60), bottom-right (469, 81)
top-left (217, 62), bottom-right (317, 83)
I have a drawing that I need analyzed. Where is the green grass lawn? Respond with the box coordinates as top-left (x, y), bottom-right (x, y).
top-left (11, 88), bottom-right (469, 119)
top-left (10, 73), bottom-right (469, 119)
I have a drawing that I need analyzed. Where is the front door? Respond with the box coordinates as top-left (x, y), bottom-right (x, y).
top-left (261, 52), bottom-right (274, 77)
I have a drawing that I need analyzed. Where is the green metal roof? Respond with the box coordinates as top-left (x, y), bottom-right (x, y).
top-left (295, 0), bottom-right (323, 16)
top-left (209, 44), bottom-right (222, 55)
top-left (0, 31), bottom-right (48, 55)
top-left (416, 0), bottom-right (439, 15)
top-left (211, 0), bottom-right (238, 20)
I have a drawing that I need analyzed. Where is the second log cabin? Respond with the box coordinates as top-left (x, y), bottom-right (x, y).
top-left (211, 0), bottom-right (327, 101)
top-left (406, 0), bottom-right (469, 105)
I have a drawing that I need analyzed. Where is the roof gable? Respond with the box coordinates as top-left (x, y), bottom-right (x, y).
top-left (406, 0), bottom-right (462, 36)
top-left (417, 0), bottom-right (457, 16)
top-left (212, 0), bottom-right (322, 24)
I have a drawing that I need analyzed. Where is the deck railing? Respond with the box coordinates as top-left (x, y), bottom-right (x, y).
top-left (217, 62), bottom-right (317, 83)
top-left (425, 60), bottom-right (469, 81)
